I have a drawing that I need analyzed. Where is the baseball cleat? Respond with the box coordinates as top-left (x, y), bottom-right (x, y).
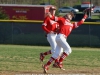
top-left (52, 63), bottom-right (59, 68)
top-left (42, 64), bottom-right (48, 73)
top-left (40, 53), bottom-right (44, 62)
top-left (56, 62), bottom-right (65, 70)
top-left (60, 67), bottom-right (65, 70)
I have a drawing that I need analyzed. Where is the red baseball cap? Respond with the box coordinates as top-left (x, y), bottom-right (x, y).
top-left (49, 6), bottom-right (56, 11)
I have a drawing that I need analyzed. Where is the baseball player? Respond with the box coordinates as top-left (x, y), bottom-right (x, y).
top-left (40, 6), bottom-right (63, 67)
top-left (42, 12), bottom-right (88, 73)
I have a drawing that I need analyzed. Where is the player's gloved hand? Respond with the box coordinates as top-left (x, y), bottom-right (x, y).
top-left (83, 9), bottom-right (88, 19)
top-left (50, 31), bottom-right (54, 34)
top-left (54, 27), bottom-right (59, 33)
top-left (50, 31), bottom-right (57, 34)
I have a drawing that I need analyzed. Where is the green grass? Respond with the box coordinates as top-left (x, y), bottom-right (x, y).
top-left (0, 45), bottom-right (100, 74)
top-left (91, 15), bottom-right (100, 19)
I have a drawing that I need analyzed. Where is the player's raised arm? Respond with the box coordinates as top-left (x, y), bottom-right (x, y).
top-left (72, 13), bottom-right (88, 29)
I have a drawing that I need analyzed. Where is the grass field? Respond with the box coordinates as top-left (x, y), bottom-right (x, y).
top-left (0, 45), bottom-right (100, 75)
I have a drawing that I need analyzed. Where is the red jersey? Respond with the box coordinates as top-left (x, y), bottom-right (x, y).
top-left (55, 16), bottom-right (86, 37)
top-left (42, 16), bottom-right (59, 34)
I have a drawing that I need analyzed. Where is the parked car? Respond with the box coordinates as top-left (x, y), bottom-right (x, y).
top-left (93, 6), bottom-right (100, 13)
top-left (73, 5), bottom-right (87, 12)
top-left (73, 5), bottom-right (95, 13)
top-left (58, 7), bottom-right (79, 13)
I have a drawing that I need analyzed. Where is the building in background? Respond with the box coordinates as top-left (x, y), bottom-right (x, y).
top-left (0, 4), bottom-right (53, 20)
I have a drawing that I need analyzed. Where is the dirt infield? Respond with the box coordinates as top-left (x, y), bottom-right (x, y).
top-left (0, 68), bottom-right (100, 75)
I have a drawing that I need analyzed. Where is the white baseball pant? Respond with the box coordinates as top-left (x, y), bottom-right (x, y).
top-left (52, 33), bottom-right (72, 59)
top-left (47, 33), bottom-right (63, 55)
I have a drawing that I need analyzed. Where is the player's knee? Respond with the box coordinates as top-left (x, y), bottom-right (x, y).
top-left (52, 52), bottom-right (60, 59)
top-left (64, 47), bottom-right (72, 55)
top-left (68, 48), bottom-right (72, 54)
top-left (59, 48), bottom-right (63, 56)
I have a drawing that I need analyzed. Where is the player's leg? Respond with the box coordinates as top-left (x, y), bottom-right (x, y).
top-left (40, 33), bottom-right (57, 62)
top-left (48, 33), bottom-right (57, 53)
top-left (43, 45), bottom-right (62, 73)
top-left (55, 35), bottom-right (72, 68)
top-left (52, 47), bottom-right (63, 68)
top-left (48, 33), bottom-right (64, 67)
top-left (43, 34), bottom-right (64, 73)
top-left (40, 50), bottom-right (51, 62)
top-left (47, 34), bottom-right (71, 69)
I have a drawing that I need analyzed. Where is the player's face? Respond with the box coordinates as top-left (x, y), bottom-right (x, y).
top-left (67, 14), bottom-right (72, 20)
top-left (50, 10), bottom-right (56, 16)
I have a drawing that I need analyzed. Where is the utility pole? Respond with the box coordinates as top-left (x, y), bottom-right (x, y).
top-left (90, 0), bottom-right (92, 18)
top-left (59, 0), bottom-right (60, 8)
top-left (89, 0), bottom-right (92, 19)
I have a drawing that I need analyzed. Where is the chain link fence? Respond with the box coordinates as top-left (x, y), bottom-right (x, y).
top-left (0, 21), bottom-right (100, 47)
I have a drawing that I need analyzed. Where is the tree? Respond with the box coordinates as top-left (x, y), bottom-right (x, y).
top-left (0, 7), bottom-right (9, 19)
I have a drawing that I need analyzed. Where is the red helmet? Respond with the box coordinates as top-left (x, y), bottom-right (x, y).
top-left (49, 6), bottom-right (56, 11)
